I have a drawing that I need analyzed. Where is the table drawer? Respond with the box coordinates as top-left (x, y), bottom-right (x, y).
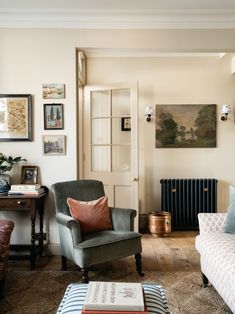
top-left (0, 198), bottom-right (33, 210)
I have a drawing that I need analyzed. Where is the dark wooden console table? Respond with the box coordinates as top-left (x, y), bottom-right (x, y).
top-left (0, 188), bottom-right (48, 269)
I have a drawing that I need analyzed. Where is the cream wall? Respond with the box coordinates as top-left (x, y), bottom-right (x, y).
top-left (0, 28), bottom-right (235, 248)
top-left (86, 55), bottom-right (235, 214)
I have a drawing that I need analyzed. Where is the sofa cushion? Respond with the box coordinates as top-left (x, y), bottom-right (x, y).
top-left (75, 230), bottom-right (142, 268)
top-left (224, 185), bottom-right (235, 234)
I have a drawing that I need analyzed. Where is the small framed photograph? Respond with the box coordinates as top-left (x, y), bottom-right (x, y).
top-left (42, 135), bottom-right (66, 156)
top-left (0, 94), bottom-right (32, 141)
top-left (21, 166), bottom-right (38, 184)
top-left (44, 103), bottom-right (64, 130)
top-left (121, 117), bottom-right (131, 131)
top-left (42, 84), bottom-right (65, 99)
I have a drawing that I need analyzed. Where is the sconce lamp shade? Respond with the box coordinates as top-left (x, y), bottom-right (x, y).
top-left (221, 104), bottom-right (231, 114)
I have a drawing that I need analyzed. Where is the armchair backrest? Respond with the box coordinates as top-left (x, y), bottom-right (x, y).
top-left (51, 179), bottom-right (105, 216)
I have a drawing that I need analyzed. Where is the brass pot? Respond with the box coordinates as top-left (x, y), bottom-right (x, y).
top-left (148, 211), bottom-right (171, 237)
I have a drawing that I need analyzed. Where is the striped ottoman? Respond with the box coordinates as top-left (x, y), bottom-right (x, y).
top-left (57, 283), bottom-right (170, 314)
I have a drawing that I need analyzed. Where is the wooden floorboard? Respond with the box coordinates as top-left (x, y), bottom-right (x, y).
top-left (8, 231), bottom-right (201, 272)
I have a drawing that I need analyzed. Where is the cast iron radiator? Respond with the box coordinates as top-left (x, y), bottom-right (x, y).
top-left (160, 178), bottom-right (218, 230)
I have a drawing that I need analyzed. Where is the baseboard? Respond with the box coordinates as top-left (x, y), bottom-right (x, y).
top-left (44, 244), bottom-right (61, 256)
top-left (139, 214), bottom-right (149, 233)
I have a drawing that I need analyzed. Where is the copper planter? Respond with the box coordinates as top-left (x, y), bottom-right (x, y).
top-left (149, 211), bottom-right (171, 237)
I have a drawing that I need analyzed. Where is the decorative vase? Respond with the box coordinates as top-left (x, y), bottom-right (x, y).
top-left (0, 174), bottom-right (10, 193)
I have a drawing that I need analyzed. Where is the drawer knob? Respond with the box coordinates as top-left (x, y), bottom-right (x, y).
top-left (17, 201), bottom-right (24, 206)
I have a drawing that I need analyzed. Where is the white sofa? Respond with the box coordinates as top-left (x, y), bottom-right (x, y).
top-left (195, 213), bottom-right (235, 313)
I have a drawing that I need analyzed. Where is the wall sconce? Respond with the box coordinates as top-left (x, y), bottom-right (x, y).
top-left (220, 104), bottom-right (231, 121)
top-left (144, 106), bottom-right (154, 122)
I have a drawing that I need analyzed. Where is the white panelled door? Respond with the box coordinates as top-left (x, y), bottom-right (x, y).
top-left (83, 83), bottom-right (139, 230)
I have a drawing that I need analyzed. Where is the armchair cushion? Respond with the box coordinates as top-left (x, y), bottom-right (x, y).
top-left (75, 230), bottom-right (142, 268)
top-left (67, 196), bottom-right (112, 234)
top-left (224, 185), bottom-right (235, 234)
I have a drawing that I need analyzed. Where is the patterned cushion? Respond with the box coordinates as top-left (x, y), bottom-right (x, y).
top-left (57, 283), bottom-right (170, 314)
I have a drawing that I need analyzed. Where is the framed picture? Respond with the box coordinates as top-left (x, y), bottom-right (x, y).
top-left (21, 166), bottom-right (38, 184)
top-left (155, 104), bottom-right (216, 148)
top-left (121, 117), bottom-right (131, 131)
top-left (42, 135), bottom-right (66, 156)
top-left (42, 84), bottom-right (65, 99)
top-left (44, 103), bottom-right (64, 130)
top-left (0, 94), bottom-right (32, 141)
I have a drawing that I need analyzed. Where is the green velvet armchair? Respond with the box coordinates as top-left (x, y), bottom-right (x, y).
top-left (51, 179), bottom-right (143, 283)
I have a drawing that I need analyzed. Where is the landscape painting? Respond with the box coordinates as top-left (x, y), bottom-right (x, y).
top-left (155, 104), bottom-right (216, 148)
top-left (42, 84), bottom-right (65, 99)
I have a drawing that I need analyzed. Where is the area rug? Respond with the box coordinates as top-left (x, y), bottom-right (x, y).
top-left (0, 270), bottom-right (232, 314)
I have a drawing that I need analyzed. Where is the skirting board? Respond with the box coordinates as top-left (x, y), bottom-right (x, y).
top-left (139, 214), bottom-right (149, 233)
top-left (45, 244), bottom-right (61, 256)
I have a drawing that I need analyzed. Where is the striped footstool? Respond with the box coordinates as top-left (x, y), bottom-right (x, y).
top-left (57, 283), bottom-right (170, 314)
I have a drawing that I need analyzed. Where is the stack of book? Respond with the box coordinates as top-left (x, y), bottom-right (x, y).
top-left (8, 184), bottom-right (45, 195)
top-left (82, 281), bottom-right (147, 314)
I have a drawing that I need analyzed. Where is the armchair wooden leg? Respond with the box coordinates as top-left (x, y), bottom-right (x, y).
top-left (61, 256), bottom-right (67, 270)
top-left (202, 272), bottom-right (209, 287)
top-left (81, 268), bottom-right (89, 283)
top-left (135, 253), bottom-right (144, 277)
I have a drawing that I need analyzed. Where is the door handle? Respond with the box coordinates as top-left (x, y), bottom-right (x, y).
top-left (131, 177), bottom-right (138, 182)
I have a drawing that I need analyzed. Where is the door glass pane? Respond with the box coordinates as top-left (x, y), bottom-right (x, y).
top-left (92, 146), bottom-right (111, 171)
top-left (112, 146), bottom-right (131, 172)
top-left (112, 89), bottom-right (131, 117)
top-left (92, 118), bottom-right (110, 144)
top-left (91, 90), bottom-right (110, 117)
top-left (112, 118), bottom-right (131, 145)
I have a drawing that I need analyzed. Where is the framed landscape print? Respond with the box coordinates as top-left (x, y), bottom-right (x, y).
top-left (42, 135), bottom-right (66, 156)
top-left (42, 84), bottom-right (65, 99)
top-left (44, 103), bottom-right (64, 130)
top-left (155, 104), bottom-right (216, 148)
top-left (0, 94), bottom-right (32, 141)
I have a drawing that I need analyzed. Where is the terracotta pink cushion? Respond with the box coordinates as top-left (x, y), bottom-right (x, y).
top-left (67, 196), bottom-right (112, 234)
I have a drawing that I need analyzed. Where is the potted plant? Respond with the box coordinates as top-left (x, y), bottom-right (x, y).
top-left (0, 153), bottom-right (26, 193)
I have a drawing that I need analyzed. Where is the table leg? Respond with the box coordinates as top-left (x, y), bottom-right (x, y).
top-left (39, 199), bottom-right (44, 257)
top-left (30, 208), bottom-right (36, 270)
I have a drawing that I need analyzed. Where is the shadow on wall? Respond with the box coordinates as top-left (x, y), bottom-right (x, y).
top-left (218, 180), bottom-right (230, 213)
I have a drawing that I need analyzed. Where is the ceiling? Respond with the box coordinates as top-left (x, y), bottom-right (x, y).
top-left (1, 0), bottom-right (235, 29)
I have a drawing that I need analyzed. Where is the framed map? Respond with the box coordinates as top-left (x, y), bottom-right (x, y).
top-left (0, 94), bottom-right (32, 141)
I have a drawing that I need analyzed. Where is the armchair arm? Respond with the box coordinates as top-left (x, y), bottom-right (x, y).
top-left (56, 213), bottom-right (82, 245)
top-left (198, 213), bottom-right (227, 234)
top-left (109, 207), bottom-right (136, 231)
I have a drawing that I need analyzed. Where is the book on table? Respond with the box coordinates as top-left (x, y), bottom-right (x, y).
top-left (10, 184), bottom-right (41, 191)
top-left (83, 282), bottom-right (145, 313)
top-left (8, 187), bottom-right (45, 195)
